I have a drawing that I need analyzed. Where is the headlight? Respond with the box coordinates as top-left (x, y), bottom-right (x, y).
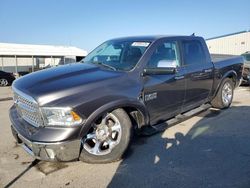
top-left (41, 107), bottom-right (82, 126)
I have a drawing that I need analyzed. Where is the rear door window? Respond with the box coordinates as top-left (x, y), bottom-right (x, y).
top-left (182, 40), bottom-right (206, 65)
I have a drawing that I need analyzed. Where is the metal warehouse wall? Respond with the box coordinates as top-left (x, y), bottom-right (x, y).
top-left (1, 56), bottom-right (77, 73)
top-left (0, 42), bottom-right (87, 73)
top-left (206, 31), bottom-right (250, 55)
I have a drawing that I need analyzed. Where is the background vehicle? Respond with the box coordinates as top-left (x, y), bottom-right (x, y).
top-left (241, 52), bottom-right (250, 85)
top-left (0, 70), bottom-right (15, 86)
top-left (18, 71), bottom-right (30, 77)
top-left (9, 36), bottom-right (243, 163)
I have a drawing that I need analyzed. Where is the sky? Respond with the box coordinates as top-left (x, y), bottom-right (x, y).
top-left (0, 0), bottom-right (249, 52)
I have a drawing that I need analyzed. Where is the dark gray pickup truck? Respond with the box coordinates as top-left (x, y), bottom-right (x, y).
top-left (9, 35), bottom-right (243, 163)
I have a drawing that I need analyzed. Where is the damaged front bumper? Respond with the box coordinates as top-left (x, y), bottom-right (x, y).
top-left (11, 126), bottom-right (81, 161)
top-left (9, 106), bottom-right (82, 162)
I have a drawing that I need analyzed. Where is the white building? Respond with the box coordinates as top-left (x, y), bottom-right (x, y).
top-left (206, 30), bottom-right (250, 55)
top-left (0, 43), bottom-right (87, 74)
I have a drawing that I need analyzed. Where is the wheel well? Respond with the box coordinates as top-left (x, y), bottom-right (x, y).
top-left (123, 107), bottom-right (146, 129)
top-left (227, 74), bottom-right (237, 86)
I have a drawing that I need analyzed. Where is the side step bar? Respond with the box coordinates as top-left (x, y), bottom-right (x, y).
top-left (139, 103), bottom-right (211, 136)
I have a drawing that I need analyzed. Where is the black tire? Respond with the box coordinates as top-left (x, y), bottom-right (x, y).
top-left (211, 78), bottom-right (234, 109)
top-left (0, 78), bottom-right (8, 87)
top-left (79, 108), bottom-right (133, 163)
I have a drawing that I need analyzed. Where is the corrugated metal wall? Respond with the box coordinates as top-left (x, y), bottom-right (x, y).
top-left (2, 57), bottom-right (16, 72)
top-left (206, 31), bottom-right (250, 55)
top-left (0, 56), bottom-right (71, 73)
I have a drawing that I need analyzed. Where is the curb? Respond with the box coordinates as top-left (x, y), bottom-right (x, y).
top-left (0, 97), bottom-right (13, 102)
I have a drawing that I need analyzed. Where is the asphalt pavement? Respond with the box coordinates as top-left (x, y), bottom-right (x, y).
top-left (0, 86), bottom-right (250, 188)
top-left (0, 87), bottom-right (12, 101)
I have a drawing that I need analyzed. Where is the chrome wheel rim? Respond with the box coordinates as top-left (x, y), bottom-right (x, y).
top-left (0, 79), bottom-right (8, 86)
top-left (83, 113), bottom-right (122, 156)
top-left (222, 82), bottom-right (233, 106)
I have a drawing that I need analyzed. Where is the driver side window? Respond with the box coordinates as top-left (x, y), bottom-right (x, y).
top-left (147, 41), bottom-right (180, 68)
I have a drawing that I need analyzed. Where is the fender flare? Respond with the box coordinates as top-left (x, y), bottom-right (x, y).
top-left (213, 70), bottom-right (237, 98)
top-left (78, 99), bottom-right (149, 138)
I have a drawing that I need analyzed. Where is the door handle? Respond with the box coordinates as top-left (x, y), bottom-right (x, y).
top-left (175, 75), bottom-right (185, 80)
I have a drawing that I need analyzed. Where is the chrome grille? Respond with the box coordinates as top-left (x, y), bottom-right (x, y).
top-left (13, 89), bottom-right (43, 127)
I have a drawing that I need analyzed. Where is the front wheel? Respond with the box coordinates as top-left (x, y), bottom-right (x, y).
top-left (211, 78), bottom-right (234, 109)
top-left (79, 108), bottom-right (133, 163)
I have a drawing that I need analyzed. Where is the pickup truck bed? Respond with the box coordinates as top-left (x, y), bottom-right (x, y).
top-left (212, 53), bottom-right (249, 85)
top-left (211, 54), bottom-right (237, 62)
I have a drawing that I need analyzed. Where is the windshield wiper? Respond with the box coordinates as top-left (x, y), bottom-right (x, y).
top-left (92, 61), bottom-right (117, 71)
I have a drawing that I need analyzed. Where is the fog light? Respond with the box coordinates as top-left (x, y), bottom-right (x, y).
top-left (46, 148), bottom-right (55, 159)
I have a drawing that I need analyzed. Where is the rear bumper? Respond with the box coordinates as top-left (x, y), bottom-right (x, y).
top-left (9, 105), bottom-right (82, 161)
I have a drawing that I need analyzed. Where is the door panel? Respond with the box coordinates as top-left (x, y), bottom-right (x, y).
top-left (142, 40), bottom-right (186, 125)
top-left (143, 67), bottom-right (186, 125)
top-left (184, 63), bottom-right (214, 104)
top-left (181, 40), bottom-right (214, 109)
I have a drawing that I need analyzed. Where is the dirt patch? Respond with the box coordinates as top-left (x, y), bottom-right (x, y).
top-left (13, 142), bottom-right (19, 148)
top-left (65, 182), bottom-right (70, 186)
top-left (13, 154), bottom-right (19, 160)
top-left (35, 161), bottom-right (68, 175)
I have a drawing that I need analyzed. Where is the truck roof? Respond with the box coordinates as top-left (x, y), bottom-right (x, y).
top-left (110, 35), bottom-right (203, 42)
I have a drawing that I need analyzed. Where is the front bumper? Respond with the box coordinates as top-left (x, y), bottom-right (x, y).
top-left (11, 126), bottom-right (81, 161)
top-left (9, 105), bottom-right (82, 162)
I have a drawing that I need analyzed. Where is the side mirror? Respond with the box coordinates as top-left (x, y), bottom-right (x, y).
top-left (142, 60), bottom-right (178, 76)
top-left (157, 60), bottom-right (177, 68)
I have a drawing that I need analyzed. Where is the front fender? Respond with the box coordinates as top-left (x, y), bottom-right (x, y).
top-left (78, 99), bottom-right (149, 138)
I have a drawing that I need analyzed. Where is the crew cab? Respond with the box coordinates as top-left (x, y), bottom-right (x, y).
top-left (9, 36), bottom-right (243, 163)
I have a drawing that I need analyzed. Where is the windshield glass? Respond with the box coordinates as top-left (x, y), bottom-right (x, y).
top-left (83, 40), bottom-right (150, 71)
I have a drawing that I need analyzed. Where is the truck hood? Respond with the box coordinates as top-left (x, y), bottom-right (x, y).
top-left (13, 63), bottom-right (125, 106)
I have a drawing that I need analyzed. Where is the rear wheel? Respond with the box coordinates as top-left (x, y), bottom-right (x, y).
top-left (0, 78), bottom-right (8, 86)
top-left (79, 108), bottom-right (133, 163)
top-left (211, 78), bottom-right (234, 109)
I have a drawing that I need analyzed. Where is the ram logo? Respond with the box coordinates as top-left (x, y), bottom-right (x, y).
top-left (144, 92), bottom-right (157, 102)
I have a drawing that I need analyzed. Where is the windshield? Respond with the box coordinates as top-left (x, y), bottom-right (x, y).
top-left (83, 40), bottom-right (150, 71)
